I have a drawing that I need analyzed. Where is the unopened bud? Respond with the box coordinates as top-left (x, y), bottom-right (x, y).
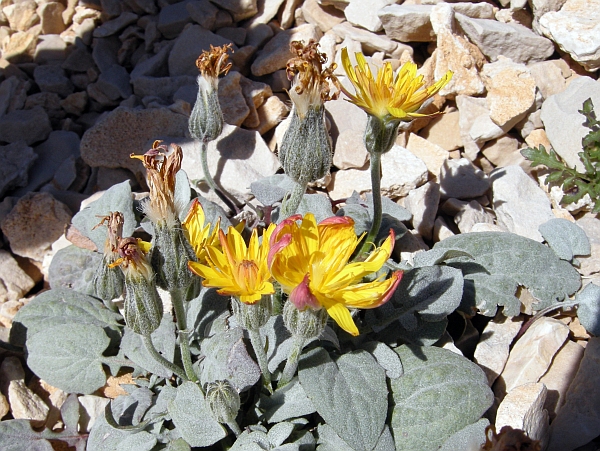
top-left (232, 295), bottom-right (272, 331)
top-left (279, 105), bottom-right (331, 185)
top-left (93, 255), bottom-right (124, 301)
top-left (189, 76), bottom-right (224, 143)
top-left (123, 272), bottom-right (163, 336)
top-left (282, 300), bottom-right (328, 340)
top-left (151, 222), bottom-right (197, 293)
top-left (206, 380), bottom-right (240, 424)
top-left (364, 115), bottom-right (401, 155)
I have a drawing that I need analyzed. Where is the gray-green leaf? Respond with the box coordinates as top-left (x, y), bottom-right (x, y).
top-left (576, 282), bottom-right (600, 335)
top-left (168, 381), bottom-right (227, 447)
top-left (438, 418), bottom-right (489, 451)
top-left (26, 323), bottom-right (110, 394)
top-left (539, 218), bottom-right (590, 261)
top-left (299, 348), bottom-right (387, 451)
top-left (390, 345), bottom-right (493, 451)
top-left (250, 174), bottom-right (296, 206)
top-left (258, 377), bottom-right (316, 423)
top-left (48, 245), bottom-right (103, 295)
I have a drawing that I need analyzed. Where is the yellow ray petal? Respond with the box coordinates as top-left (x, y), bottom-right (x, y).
top-left (326, 303), bottom-right (359, 336)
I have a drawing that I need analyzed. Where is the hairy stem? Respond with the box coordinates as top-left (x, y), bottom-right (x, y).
top-left (248, 328), bottom-right (272, 393)
top-left (200, 140), bottom-right (240, 214)
top-left (226, 421), bottom-right (242, 437)
top-left (280, 179), bottom-right (308, 219)
top-left (357, 151), bottom-right (382, 257)
top-left (171, 288), bottom-right (200, 385)
top-left (142, 334), bottom-right (188, 381)
top-left (278, 335), bottom-right (306, 389)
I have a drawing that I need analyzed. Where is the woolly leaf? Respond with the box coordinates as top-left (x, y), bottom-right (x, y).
top-left (539, 218), bottom-right (591, 261)
top-left (258, 378), bottom-right (316, 423)
top-left (48, 245), bottom-right (103, 295)
top-left (438, 418), bottom-right (489, 451)
top-left (250, 174), bottom-right (296, 206)
top-left (576, 282), bottom-right (600, 336)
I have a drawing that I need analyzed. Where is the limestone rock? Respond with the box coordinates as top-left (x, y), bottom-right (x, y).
top-left (327, 98), bottom-right (369, 170)
top-left (538, 0), bottom-right (600, 72)
top-left (0, 77), bottom-right (29, 119)
top-left (433, 216), bottom-right (455, 242)
top-left (2, 30), bottom-right (39, 64)
top-left (496, 382), bottom-right (549, 447)
top-left (78, 395), bottom-right (110, 432)
top-left (0, 106), bottom-right (52, 146)
top-left (454, 200), bottom-right (495, 233)
top-left (218, 71), bottom-right (250, 126)
top-left (481, 57), bottom-right (536, 128)
top-left (474, 314), bottom-right (523, 386)
top-left (331, 22), bottom-right (410, 58)
top-left (92, 12), bottom-right (138, 38)
top-left (528, 60), bottom-right (568, 100)
top-left (210, 0), bottom-right (258, 21)
top-left (379, 5), bottom-right (435, 42)
top-left (3, 1), bottom-right (39, 31)
top-left (0, 250), bottom-right (35, 303)
top-left (0, 142), bottom-right (37, 197)
top-left (491, 165), bottom-right (554, 241)
top-left (344, 0), bottom-right (396, 32)
top-left (547, 337), bottom-right (600, 451)
top-left (251, 24), bottom-right (320, 76)
top-left (247, 0), bottom-right (286, 25)
top-left (406, 132), bottom-right (449, 179)
top-left (187, 0), bottom-right (220, 30)
top-left (157, 0), bottom-right (194, 39)
top-left (328, 145), bottom-right (428, 200)
top-left (403, 182), bottom-right (440, 240)
top-left (248, 95), bottom-right (288, 135)
top-left (577, 216), bottom-right (600, 277)
top-left (302, 0), bottom-right (345, 33)
top-left (540, 76), bottom-right (600, 172)
top-left (496, 317), bottom-right (569, 397)
top-left (439, 158), bottom-right (490, 199)
top-left (456, 14), bottom-right (555, 64)
top-left (80, 107), bottom-right (189, 176)
top-left (419, 111), bottom-right (463, 152)
top-left (39, 2), bottom-right (66, 35)
top-left (481, 135), bottom-right (527, 170)
top-left (430, 4), bottom-right (486, 98)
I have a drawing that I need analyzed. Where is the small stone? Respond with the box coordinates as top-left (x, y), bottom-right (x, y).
top-left (302, 0), bottom-right (345, 33)
top-left (528, 60), bottom-right (568, 100)
top-left (187, 0), bottom-right (219, 30)
top-left (328, 145), bottom-right (428, 200)
top-left (3, 30), bottom-right (38, 64)
top-left (576, 216), bottom-right (600, 277)
top-left (131, 42), bottom-right (173, 80)
top-left (332, 22), bottom-right (409, 58)
top-left (78, 395), bottom-right (110, 432)
top-left (454, 200), bottom-right (495, 233)
top-left (0, 192), bottom-right (72, 262)
top-left (88, 64), bottom-right (132, 103)
top-left (34, 64), bottom-right (74, 98)
top-left (539, 340), bottom-right (585, 420)
top-left (439, 158), bottom-right (490, 199)
top-left (491, 165), bottom-right (555, 242)
top-left (456, 14), bottom-right (555, 65)
top-left (481, 57), bottom-right (536, 128)
top-left (327, 98), bottom-right (369, 170)
top-left (0, 250), bottom-right (35, 303)
top-left (93, 11), bottom-right (138, 38)
top-left (216, 26), bottom-right (246, 46)
top-left (481, 135), bottom-right (527, 170)
top-left (524, 129), bottom-right (551, 150)
top-left (0, 106), bottom-right (52, 146)
top-left (92, 36), bottom-right (121, 74)
top-left (245, 23), bottom-right (274, 48)
top-left (379, 5), bottom-right (435, 42)
top-left (248, 95), bottom-right (288, 135)
top-left (406, 132), bottom-right (449, 179)
top-left (495, 382), bottom-right (549, 447)
top-left (0, 392), bottom-right (8, 419)
top-left (496, 317), bottom-right (569, 398)
top-left (345, 0), bottom-right (396, 32)
top-left (133, 75), bottom-right (195, 104)
top-left (61, 91), bottom-right (88, 116)
top-left (247, 0), bottom-right (286, 25)
top-left (80, 107), bottom-right (189, 176)
top-left (3, 1), bottom-right (39, 32)
top-left (209, 0), bottom-right (258, 21)
top-left (218, 71), bottom-right (250, 126)
top-left (0, 77), bottom-right (29, 119)
top-left (157, 0), bottom-right (194, 40)
top-left (419, 111), bottom-right (463, 152)
top-left (62, 47), bottom-right (95, 73)
top-left (517, 109), bottom-right (544, 140)
top-left (0, 141), bottom-right (37, 197)
top-left (403, 182), bottom-right (440, 240)
top-left (538, 0), bottom-right (600, 72)
top-left (397, 229), bottom-right (429, 264)
top-left (540, 76), bottom-right (600, 172)
top-left (251, 24), bottom-right (320, 76)
top-left (240, 75), bottom-right (272, 128)
top-left (168, 25), bottom-right (234, 77)
top-left (39, 2), bottom-right (66, 35)
top-left (547, 337), bottom-right (600, 451)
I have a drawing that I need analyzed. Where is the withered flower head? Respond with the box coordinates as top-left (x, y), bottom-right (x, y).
top-left (195, 44), bottom-right (233, 91)
top-left (93, 211), bottom-right (125, 256)
top-left (286, 40), bottom-right (339, 118)
top-left (131, 141), bottom-right (184, 226)
top-left (110, 237), bottom-right (153, 282)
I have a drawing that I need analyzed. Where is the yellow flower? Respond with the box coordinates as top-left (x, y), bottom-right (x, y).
top-left (182, 198), bottom-right (221, 265)
top-left (188, 224), bottom-right (276, 304)
top-left (340, 47), bottom-right (453, 121)
top-left (268, 213), bottom-right (402, 336)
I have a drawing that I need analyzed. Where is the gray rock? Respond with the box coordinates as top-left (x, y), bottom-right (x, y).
top-left (209, 0), bottom-right (258, 21)
top-left (577, 216), bottom-right (600, 277)
top-left (439, 158), bottom-right (490, 199)
top-left (406, 132), bottom-right (450, 180)
top-left (540, 76), bottom-right (600, 172)
top-left (0, 192), bottom-right (72, 261)
top-left (344, 0), bottom-right (396, 32)
top-left (39, 2), bottom-right (66, 35)
top-left (528, 60), bottom-right (568, 100)
top-left (379, 5), bottom-right (435, 42)
top-left (95, 64), bottom-right (132, 99)
top-left (217, 71), bottom-right (250, 126)
top-left (12, 131), bottom-right (81, 196)
top-left (61, 91), bottom-right (88, 116)
top-left (187, 0), bottom-right (220, 30)
top-left (33, 64), bottom-right (74, 98)
top-left (491, 165), bottom-right (555, 242)
top-left (127, 0), bottom-right (159, 15)
top-left (34, 33), bottom-right (68, 64)
top-left (0, 142), bottom-right (37, 197)
top-left (168, 25), bottom-right (234, 77)
top-left (93, 11), bottom-right (138, 38)
top-left (547, 337), bottom-right (600, 451)
top-left (251, 24), bottom-right (320, 76)
top-left (80, 106), bottom-right (189, 176)
top-left (248, 0), bottom-right (286, 25)
top-left (92, 35), bottom-right (121, 73)
top-left (332, 21), bottom-right (410, 57)
top-left (0, 77), bottom-right (29, 119)
top-left (131, 40), bottom-right (173, 79)
top-left (0, 107), bottom-right (52, 146)
top-left (327, 98), bottom-right (369, 170)
top-left (133, 75), bottom-right (196, 102)
top-left (245, 23), bottom-right (274, 48)
top-left (454, 200), bottom-right (495, 233)
top-left (0, 250), bottom-right (35, 303)
top-left (404, 182), bottom-right (440, 240)
top-left (61, 46), bottom-right (95, 72)
top-left (157, 0), bottom-right (194, 39)
top-left (217, 26), bottom-right (247, 46)
top-left (538, 0), bottom-right (600, 71)
top-left (78, 395), bottom-right (110, 432)
top-left (456, 14), bottom-right (555, 64)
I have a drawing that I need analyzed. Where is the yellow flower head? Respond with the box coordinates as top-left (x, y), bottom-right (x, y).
top-left (109, 237), bottom-right (153, 281)
top-left (268, 213), bottom-right (402, 336)
top-left (188, 224), bottom-right (276, 304)
top-left (131, 141), bottom-right (183, 226)
top-left (340, 48), bottom-right (453, 121)
top-left (182, 198), bottom-right (221, 265)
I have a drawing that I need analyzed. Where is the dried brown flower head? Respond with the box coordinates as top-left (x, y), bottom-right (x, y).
top-left (109, 237), bottom-right (153, 281)
top-left (195, 44), bottom-right (233, 89)
top-left (131, 141), bottom-right (183, 225)
top-left (93, 211), bottom-right (124, 255)
top-left (285, 40), bottom-right (340, 117)
top-left (482, 426), bottom-right (542, 451)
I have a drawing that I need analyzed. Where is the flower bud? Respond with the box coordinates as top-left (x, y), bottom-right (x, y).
top-left (364, 115), bottom-right (401, 155)
top-left (93, 256), bottom-right (124, 301)
top-left (279, 105), bottom-right (332, 185)
top-left (282, 300), bottom-right (328, 340)
top-left (151, 222), bottom-right (197, 293)
top-left (189, 76), bottom-right (224, 143)
top-left (232, 295), bottom-right (273, 331)
top-left (205, 380), bottom-right (240, 424)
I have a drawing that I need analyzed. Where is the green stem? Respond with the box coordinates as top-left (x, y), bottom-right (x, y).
top-left (248, 328), bottom-right (272, 393)
top-left (200, 140), bottom-right (239, 214)
top-left (142, 334), bottom-right (188, 381)
top-left (357, 151), bottom-right (382, 257)
top-left (280, 179), bottom-right (308, 219)
top-left (278, 335), bottom-right (306, 389)
top-left (171, 289), bottom-right (200, 385)
top-left (226, 421), bottom-right (242, 437)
